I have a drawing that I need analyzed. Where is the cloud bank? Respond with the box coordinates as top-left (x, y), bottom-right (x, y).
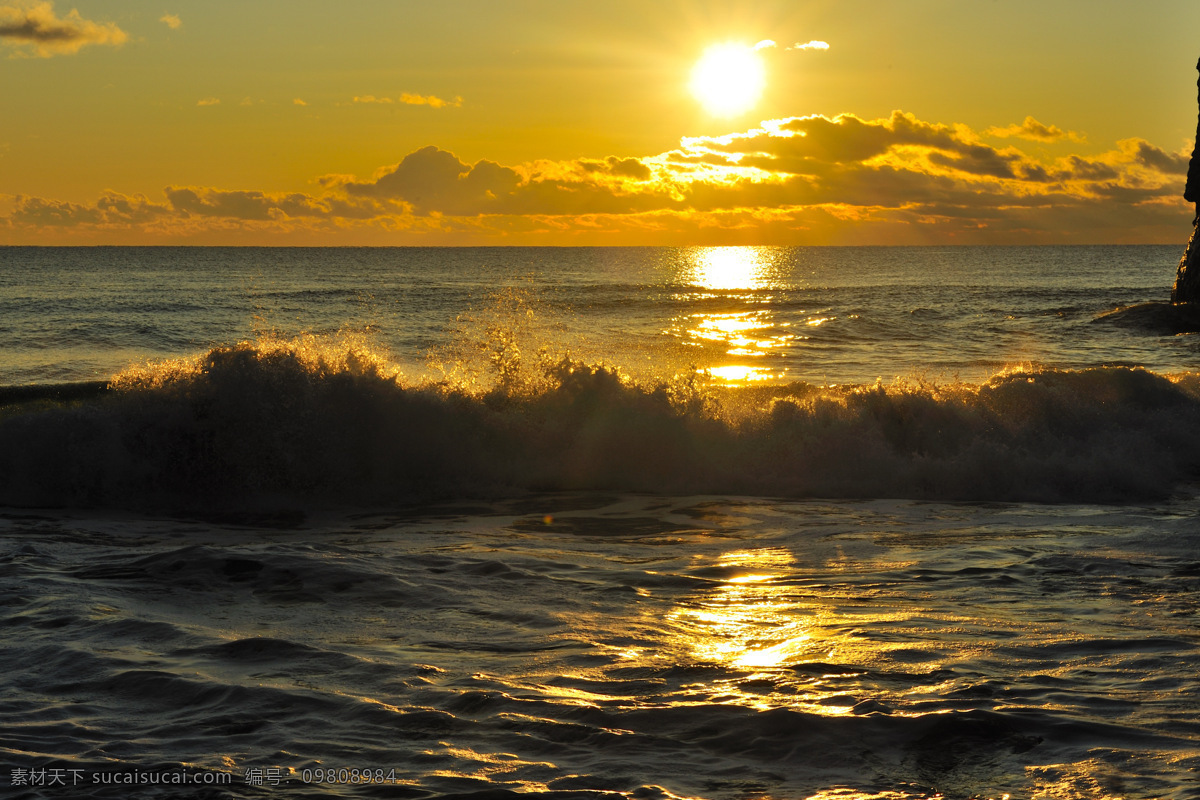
top-left (0, 2), bottom-right (127, 56)
top-left (2, 110), bottom-right (1192, 244)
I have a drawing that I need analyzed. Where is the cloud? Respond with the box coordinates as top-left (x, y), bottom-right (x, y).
top-left (578, 156), bottom-right (653, 181)
top-left (2, 110), bottom-right (1192, 245)
top-left (9, 192), bottom-right (167, 226)
top-left (196, 97), bottom-right (220, 106)
top-left (986, 116), bottom-right (1084, 143)
top-left (338, 146), bottom-right (678, 218)
top-left (159, 13), bottom-right (181, 30)
top-left (331, 111), bottom-right (1195, 235)
top-left (2, 187), bottom-right (419, 243)
top-left (293, 98), bottom-right (307, 106)
top-left (754, 39), bottom-right (828, 53)
top-left (788, 40), bottom-right (829, 51)
top-left (353, 93), bottom-right (462, 108)
top-left (0, 1), bottom-right (127, 56)
top-left (164, 186), bottom-right (406, 221)
top-left (677, 112), bottom-right (968, 172)
top-left (400, 93), bottom-right (461, 108)
top-left (1123, 138), bottom-right (1188, 174)
top-left (342, 146), bottom-right (522, 214)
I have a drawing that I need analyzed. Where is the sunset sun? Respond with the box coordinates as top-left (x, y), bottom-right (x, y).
top-left (690, 43), bottom-right (766, 117)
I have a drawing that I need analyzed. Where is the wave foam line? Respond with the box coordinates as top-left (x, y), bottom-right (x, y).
top-left (3, 336), bottom-right (1199, 508)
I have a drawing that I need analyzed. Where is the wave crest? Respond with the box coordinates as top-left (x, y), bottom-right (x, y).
top-left (3, 336), bottom-right (1199, 508)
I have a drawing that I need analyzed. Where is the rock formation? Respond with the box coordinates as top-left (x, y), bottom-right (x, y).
top-left (1171, 58), bottom-right (1200, 304)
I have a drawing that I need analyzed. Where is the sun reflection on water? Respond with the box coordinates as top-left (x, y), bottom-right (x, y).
top-left (670, 246), bottom-right (794, 384)
top-left (668, 548), bottom-right (815, 671)
top-left (686, 246), bottom-right (774, 291)
top-left (649, 544), bottom-right (944, 717)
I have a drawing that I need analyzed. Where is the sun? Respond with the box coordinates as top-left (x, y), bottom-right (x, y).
top-left (690, 44), bottom-right (766, 117)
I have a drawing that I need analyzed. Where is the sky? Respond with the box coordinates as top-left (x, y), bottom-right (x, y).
top-left (2, 0), bottom-right (1200, 245)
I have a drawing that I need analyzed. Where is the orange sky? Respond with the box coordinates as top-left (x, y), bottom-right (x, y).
top-left (3, 0), bottom-right (1200, 245)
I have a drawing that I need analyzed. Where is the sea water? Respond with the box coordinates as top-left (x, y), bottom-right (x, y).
top-left (1, 245), bottom-right (1198, 799)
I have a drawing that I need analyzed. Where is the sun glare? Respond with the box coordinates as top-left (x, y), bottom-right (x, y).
top-left (690, 44), bottom-right (765, 117)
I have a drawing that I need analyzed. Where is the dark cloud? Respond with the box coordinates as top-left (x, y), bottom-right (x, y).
top-left (926, 145), bottom-right (1021, 180)
top-left (7, 186), bottom-right (405, 233)
top-left (344, 146), bottom-right (521, 215)
top-left (167, 188), bottom-right (275, 221)
top-left (344, 146), bottom-right (668, 216)
top-left (740, 111), bottom-right (961, 165)
top-left (0, 2), bottom-right (127, 56)
top-left (579, 156), bottom-right (652, 180)
top-left (1129, 140), bottom-right (1188, 175)
top-left (608, 157), bottom-right (652, 180)
top-left (9, 196), bottom-right (100, 225)
top-left (1051, 155), bottom-right (1120, 182)
top-left (1090, 182), bottom-right (1174, 204)
top-left (94, 192), bottom-right (170, 223)
top-left (682, 112), bottom-right (1015, 186)
top-left (165, 186), bottom-right (405, 221)
top-left (10, 192), bottom-right (165, 226)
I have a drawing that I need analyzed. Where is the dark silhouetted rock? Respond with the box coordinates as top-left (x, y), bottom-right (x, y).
top-left (1186, 57), bottom-right (1200, 206)
top-left (1173, 227), bottom-right (1200, 304)
top-left (1172, 58), bottom-right (1200, 305)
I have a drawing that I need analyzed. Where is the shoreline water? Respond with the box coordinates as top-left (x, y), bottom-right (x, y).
top-left (2, 246), bottom-right (1199, 798)
top-left (3, 491), bottom-right (1199, 799)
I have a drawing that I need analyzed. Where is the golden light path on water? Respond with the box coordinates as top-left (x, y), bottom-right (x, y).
top-left (673, 246), bottom-right (824, 385)
top-left (688, 246), bottom-right (774, 292)
top-left (653, 545), bottom-right (884, 715)
top-left (546, 541), bottom-right (937, 719)
top-left (670, 548), bottom-right (815, 671)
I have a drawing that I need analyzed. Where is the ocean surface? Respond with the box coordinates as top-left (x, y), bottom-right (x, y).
top-left (1, 245), bottom-right (1199, 799)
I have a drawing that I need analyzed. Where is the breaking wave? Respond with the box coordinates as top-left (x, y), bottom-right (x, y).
top-left (3, 334), bottom-right (1200, 509)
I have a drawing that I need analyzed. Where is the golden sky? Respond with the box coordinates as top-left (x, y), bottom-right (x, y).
top-left (3, 0), bottom-right (1200, 245)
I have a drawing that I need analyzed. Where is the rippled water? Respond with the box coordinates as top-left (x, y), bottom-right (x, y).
top-left (3, 496), bottom-right (1200, 799)
top-left (0, 245), bottom-right (1194, 386)
top-left (2, 246), bottom-right (1200, 798)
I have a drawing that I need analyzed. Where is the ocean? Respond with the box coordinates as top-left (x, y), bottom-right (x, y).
top-left (1, 245), bottom-right (1198, 799)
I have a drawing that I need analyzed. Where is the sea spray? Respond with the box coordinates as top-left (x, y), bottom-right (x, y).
top-left (2, 334), bottom-right (1200, 509)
